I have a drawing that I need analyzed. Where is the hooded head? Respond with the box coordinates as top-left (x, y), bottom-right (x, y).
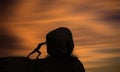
top-left (46, 27), bottom-right (74, 57)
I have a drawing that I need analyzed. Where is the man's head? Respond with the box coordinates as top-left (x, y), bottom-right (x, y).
top-left (46, 27), bottom-right (74, 57)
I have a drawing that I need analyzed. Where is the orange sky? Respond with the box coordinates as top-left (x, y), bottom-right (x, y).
top-left (0, 0), bottom-right (120, 72)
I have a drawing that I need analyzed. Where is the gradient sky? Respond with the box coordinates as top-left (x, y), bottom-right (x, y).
top-left (0, 0), bottom-right (120, 72)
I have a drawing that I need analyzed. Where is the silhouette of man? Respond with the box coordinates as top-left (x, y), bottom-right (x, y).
top-left (27, 42), bottom-right (46, 59)
top-left (36, 27), bottom-right (85, 72)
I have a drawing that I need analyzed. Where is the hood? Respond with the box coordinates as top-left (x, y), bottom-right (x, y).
top-left (46, 27), bottom-right (74, 57)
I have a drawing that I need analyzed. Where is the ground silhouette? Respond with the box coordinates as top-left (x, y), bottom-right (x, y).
top-left (0, 56), bottom-right (85, 72)
top-left (0, 57), bottom-right (38, 72)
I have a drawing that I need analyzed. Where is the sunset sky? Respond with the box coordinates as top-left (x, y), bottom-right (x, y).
top-left (0, 0), bottom-right (120, 72)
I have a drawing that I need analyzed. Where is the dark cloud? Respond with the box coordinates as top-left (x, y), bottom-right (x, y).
top-left (0, 28), bottom-right (23, 50)
top-left (0, 0), bottom-right (22, 22)
top-left (93, 48), bottom-right (120, 54)
top-left (103, 57), bottom-right (120, 66)
top-left (92, 57), bottom-right (120, 72)
top-left (100, 10), bottom-right (120, 23)
top-left (86, 56), bottom-right (120, 72)
top-left (0, 0), bottom-right (20, 6)
top-left (0, 0), bottom-right (17, 15)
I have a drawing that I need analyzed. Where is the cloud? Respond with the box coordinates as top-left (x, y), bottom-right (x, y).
top-left (0, 0), bottom-right (18, 15)
top-left (92, 57), bottom-right (120, 72)
top-left (71, 24), bottom-right (119, 47)
top-left (93, 48), bottom-right (120, 54)
top-left (35, 0), bottom-right (57, 12)
top-left (0, 28), bottom-right (23, 50)
top-left (0, 0), bottom-right (22, 22)
top-left (98, 10), bottom-right (120, 25)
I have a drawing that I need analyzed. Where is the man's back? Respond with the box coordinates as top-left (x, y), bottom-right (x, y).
top-left (36, 56), bottom-right (85, 72)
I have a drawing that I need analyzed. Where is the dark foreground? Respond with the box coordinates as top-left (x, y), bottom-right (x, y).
top-left (0, 57), bottom-right (44, 72)
top-left (0, 56), bottom-right (85, 72)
